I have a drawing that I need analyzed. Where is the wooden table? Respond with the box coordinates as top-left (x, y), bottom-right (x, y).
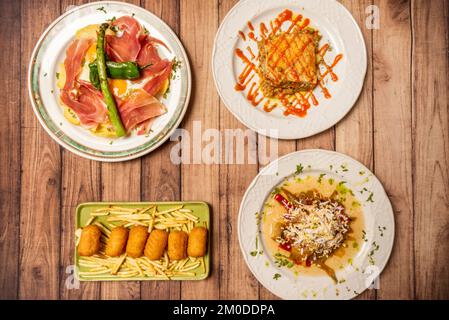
top-left (1, 0), bottom-right (448, 300)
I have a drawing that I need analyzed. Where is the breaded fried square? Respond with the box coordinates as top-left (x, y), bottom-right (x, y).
top-left (258, 29), bottom-right (320, 97)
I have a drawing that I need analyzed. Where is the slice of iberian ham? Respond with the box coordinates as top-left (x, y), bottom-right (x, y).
top-left (106, 16), bottom-right (143, 62)
top-left (60, 80), bottom-right (108, 128)
top-left (63, 38), bottom-right (92, 90)
top-left (136, 35), bottom-right (173, 96)
top-left (60, 38), bottom-right (108, 128)
top-left (106, 16), bottom-right (173, 97)
top-left (117, 89), bottom-right (166, 133)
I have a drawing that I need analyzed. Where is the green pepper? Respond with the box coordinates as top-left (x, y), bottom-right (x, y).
top-left (89, 61), bottom-right (140, 89)
top-left (89, 63), bottom-right (101, 89)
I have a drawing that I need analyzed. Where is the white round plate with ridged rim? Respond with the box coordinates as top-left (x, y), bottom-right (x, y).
top-left (212, 0), bottom-right (366, 140)
top-left (28, 1), bottom-right (191, 161)
top-left (238, 150), bottom-right (394, 300)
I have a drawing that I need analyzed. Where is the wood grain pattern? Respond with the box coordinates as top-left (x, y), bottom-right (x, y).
top-left (19, 0), bottom-right (62, 300)
top-left (412, 0), bottom-right (449, 299)
top-left (1, 0), bottom-right (448, 300)
top-left (373, 0), bottom-right (414, 299)
top-left (0, 0), bottom-right (21, 300)
top-left (179, 0), bottom-right (220, 299)
top-left (218, 0), bottom-right (260, 300)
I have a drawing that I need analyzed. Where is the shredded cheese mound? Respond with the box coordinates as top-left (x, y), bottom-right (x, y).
top-left (277, 196), bottom-right (350, 262)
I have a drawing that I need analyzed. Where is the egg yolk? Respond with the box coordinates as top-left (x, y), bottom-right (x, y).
top-left (109, 79), bottom-right (128, 96)
top-left (85, 44), bottom-right (97, 63)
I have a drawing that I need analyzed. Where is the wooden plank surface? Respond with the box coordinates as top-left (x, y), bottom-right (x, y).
top-left (0, 0), bottom-right (21, 300)
top-left (0, 0), bottom-right (448, 300)
top-left (19, 0), bottom-right (62, 300)
top-left (412, 0), bottom-right (449, 299)
top-left (373, 0), bottom-right (414, 299)
top-left (218, 0), bottom-right (260, 300)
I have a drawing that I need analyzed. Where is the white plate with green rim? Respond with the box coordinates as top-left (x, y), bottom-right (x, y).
top-left (238, 149), bottom-right (394, 300)
top-left (28, 1), bottom-right (191, 162)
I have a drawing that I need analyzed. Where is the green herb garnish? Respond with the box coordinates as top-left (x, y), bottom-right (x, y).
top-left (295, 163), bottom-right (304, 175)
top-left (97, 6), bottom-right (107, 14)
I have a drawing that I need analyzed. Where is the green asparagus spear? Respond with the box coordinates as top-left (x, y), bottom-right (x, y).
top-left (96, 23), bottom-right (126, 137)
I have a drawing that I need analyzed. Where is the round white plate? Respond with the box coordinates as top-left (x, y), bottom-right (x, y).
top-left (238, 150), bottom-right (394, 300)
top-left (28, 1), bottom-right (191, 161)
top-left (212, 0), bottom-right (367, 140)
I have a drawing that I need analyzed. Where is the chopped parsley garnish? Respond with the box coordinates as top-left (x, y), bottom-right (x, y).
top-left (368, 241), bottom-right (380, 265)
top-left (366, 192), bottom-right (374, 203)
top-left (56, 72), bottom-right (60, 79)
top-left (362, 230), bottom-right (368, 242)
top-left (317, 173), bottom-right (326, 183)
top-left (273, 273), bottom-right (281, 280)
top-left (274, 253), bottom-right (294, 268)
top-left (172, 58), bottom-right (181, 73)
top-left (97, 6), bottom-right (107, 14)
top-left (295, 163), bottom-right (304, 175)
top-left (378, 226), bottom-right (385, 237)
top-left (162, 86), bottom-right (170, 99)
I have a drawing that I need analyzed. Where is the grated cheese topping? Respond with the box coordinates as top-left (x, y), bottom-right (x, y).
top-left (276, 196), bottom-right (350, 262)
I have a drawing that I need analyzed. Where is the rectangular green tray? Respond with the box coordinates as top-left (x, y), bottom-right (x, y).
top-left (75, 201), bottom-right (210, 281)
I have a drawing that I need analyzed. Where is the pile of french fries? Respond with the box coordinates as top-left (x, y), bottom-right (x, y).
top-left (76, 205), bottom-right (205, 279)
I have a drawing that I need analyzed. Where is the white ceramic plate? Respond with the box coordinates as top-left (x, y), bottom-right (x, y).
top-left (28, 1), bottom-right (191, 161)
top-left (212, 0), bottom-right (367, 139)
top-left (238, 150), bottom-right (394, 299)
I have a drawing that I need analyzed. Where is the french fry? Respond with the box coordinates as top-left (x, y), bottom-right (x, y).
top-left (181, 262), bottom-right (201, 272)
top-left (85, 216), bottom-right (96, 226)
top-left (107, 214), bottom-right (152, 221)
top-left (155, 205), bottom-right (184, 215)
top-left (111, 253), bottom-right (127, 275)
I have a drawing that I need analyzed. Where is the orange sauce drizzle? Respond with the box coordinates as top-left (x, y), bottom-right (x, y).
top-left (238, 30), bottom-right (246, 41)
top-left (247, 46), bottom-right (256, 60)
top-left (260, 22), bottom-right (269, 39)
top-left (247, 82), bottom-right (263, 106)
top-left (248, 32), bottom-right (256, 41)
top-left (235, 9), bottom-right (343, 117)
top-left (263, 100), bottom-right (278, 112)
